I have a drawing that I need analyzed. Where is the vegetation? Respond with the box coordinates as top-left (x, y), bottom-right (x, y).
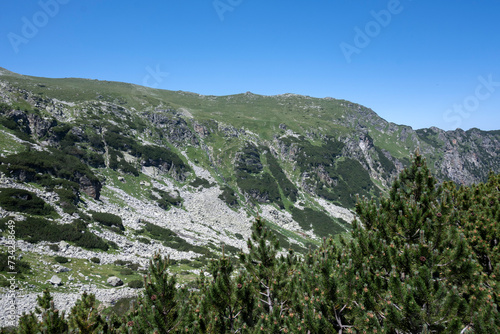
top-left (0, 188), bottom-right (55, 216)
top-left (265, 151), bottom-right (298, 203)
top-left (0, 252), bottom-right (31, 274)
top-left (290, 206), bottom-right (344, 237)
top-left (54, 256), bottom-right (69, 264)
top-left (140, 221), bottom-right (210, 255)
top-left (218, 186), bottom-right (239, 207)
top-left (90, 211), bottom-right (125, 231)
top-left (5, 154), bottom-right (499, 333)
top-left (150, 188), bottom-right (182, 210)
top-left (0, 149), bottom-right (99, 185)
top-left (189, 177), bottom-right (213, 189)
top-left (0, 217), bottom-right (110, 251)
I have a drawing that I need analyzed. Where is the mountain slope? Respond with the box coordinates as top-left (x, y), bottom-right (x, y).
top-left (0, 68), bottom-right (498, 318)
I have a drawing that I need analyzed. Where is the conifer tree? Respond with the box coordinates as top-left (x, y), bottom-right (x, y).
top-left (125, 252), bottom-right (186, 333)
top-left (336, 153), bottom-right (498, 332)
top-left (239, 217), bottom-right (300, 332)
top-left (17, 289), bottom-right (68, 334)
top-left (191, 253), bottom-right (255, 333)
top-left (68, 292), bottom-right (106, 334)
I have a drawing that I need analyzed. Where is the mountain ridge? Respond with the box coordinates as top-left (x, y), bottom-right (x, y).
top-left (0, 67), bottom-right (498, 320)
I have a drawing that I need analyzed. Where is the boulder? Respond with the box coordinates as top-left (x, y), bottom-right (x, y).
top-left (48, 275), bottom-right (62, 286)
top-left (107, 276), bottom-right (123, 287)
top-left (53, 265), bottom-right (71, 273)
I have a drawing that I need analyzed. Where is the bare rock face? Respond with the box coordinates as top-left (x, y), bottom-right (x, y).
top-left (27, 113), bottom-right (54, 138)
top-left (193, 122), bottom-right (210, 138)
top-left (107, 276), bottom-right (123, 287)
top-left (77, 173), bottom-right (102, 200)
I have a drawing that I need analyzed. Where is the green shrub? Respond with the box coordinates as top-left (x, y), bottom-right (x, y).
top-left (236, 172), bottom-right (283, 208)
top-left (0, 217), bottom-right (109, 251)
top-left (265, 152), bottom-right (298, 202)
top-left (218, 186), bottom-right (238, 207)
top-left (189, 177), bottom-right (212, 188)
top-left (90, 257), bottom-right (100, 264)
top-left (90, 211), bottom-right (124, 231)
top-left (54, 256), bottom-right (68, 264)
top-left (0, 188), bottom-right (55, 216)
top-left (54, 188), bottom-right (79, 214)
top-left (236, 144), bottom-right (263, 174)
top-left (150, 189), bottom-right (182, 210)
top-left (137, 237), bottom-right (150, 244)
top-left (127, 263), bottom-right (140, 271)
top-left (0, 102), bottom-right (11, 114)
top-left (0, 150), bottom-right (101, 198)
top-left (0, 252), bottom-right (31, 274)
top-left (48, 244), bottom-right (59, 252)
top-left (128, 279), bottom-right (144, 289)
top-left (142, 221), bottom-right (211, 255)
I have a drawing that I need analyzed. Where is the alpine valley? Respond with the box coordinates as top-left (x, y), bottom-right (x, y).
top-left (0, 67), bottom-right (499, 321)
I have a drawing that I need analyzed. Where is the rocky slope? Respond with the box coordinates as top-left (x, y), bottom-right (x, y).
top-left (0, 67), bottom-right (498, 322)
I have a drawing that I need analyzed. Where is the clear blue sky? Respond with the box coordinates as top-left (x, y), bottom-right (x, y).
top-left (1, 0), bottom-right (499, 131)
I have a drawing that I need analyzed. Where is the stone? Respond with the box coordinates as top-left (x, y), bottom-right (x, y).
top-left (107, 276), bottom-right (123, 287)
top-left (53, 265), bottom-right (71, 273)
top-left (48, 275), bottom-right (62, 286)
top-left (59, 241), bottom-right (69, 249)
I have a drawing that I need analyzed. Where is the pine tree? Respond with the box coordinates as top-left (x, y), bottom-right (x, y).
top-left (16, 289), bottom-right (68, 334)
top-left (336, 153), bottom-right (497, 332)
top-left (125, 252), bottom-right (185, 333)
top-left (192, 253), bottom-right (255, 333)
top-left (239, 217), bottom-right (300, 332)
top-left (68, 292), bottom-right (106, 334)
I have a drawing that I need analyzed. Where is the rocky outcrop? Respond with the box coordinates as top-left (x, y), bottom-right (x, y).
top-left (76, 173), bottom-right (102, 200)
top-left (417, 127), bottom-right (500, 185)
top-left (145, 111), bottom-right (199, 147)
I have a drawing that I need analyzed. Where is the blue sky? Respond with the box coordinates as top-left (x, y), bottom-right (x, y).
top-left (1, 0), bottom-right (499, 131)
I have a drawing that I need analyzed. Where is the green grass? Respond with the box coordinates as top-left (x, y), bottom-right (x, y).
top-left (0, 127), bottom-right (27, 154)
top-left (0, 248), bottom-right (144, 292)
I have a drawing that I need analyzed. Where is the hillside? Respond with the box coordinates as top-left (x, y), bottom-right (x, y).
top-left (0, 67), bottom-right (499, 322)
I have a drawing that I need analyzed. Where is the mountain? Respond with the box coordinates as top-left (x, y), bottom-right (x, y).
top-left (0, 67), bottom-right (498, 319)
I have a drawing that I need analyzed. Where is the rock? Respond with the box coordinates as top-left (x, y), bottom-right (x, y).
top-left (77, 173), bottom-right (102, 199)
top-left (107, 276), bottom-right (123, 287)
top-left (59, 241), bottom-right (69, 249)
top-left (53, 265), bottom-right (70, 273)
top-left (48, 275), bottom-right (62, 286)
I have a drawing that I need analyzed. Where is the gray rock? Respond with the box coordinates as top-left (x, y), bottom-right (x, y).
top-left (107, 276), bottom-right (123, 287)
top-left (53, 265), bottom-right (71, 273)
top-left (48, 275), bottom-right (62, 286)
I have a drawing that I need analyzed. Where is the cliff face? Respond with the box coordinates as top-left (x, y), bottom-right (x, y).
top-left (416, 127), bottom-right (500, 185)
